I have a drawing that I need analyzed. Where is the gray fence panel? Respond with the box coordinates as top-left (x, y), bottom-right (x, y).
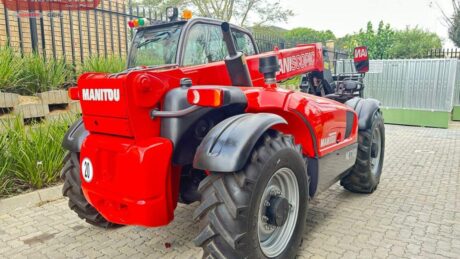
top-left (455, 61), bottom-right (460, 106)
top-left (336, 59), bottom-right (457, 112)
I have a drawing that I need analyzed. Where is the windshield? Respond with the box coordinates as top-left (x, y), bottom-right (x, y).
top-left (128, 25), bottom-right (182, 68)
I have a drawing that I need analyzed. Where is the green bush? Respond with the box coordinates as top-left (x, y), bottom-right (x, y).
top-left (0, 46), bottom-right (23, 91)
top-left (18, 53), bottom-right (72, 94)
top-left (280, 76), bottom-right (301, 90)
top-left (78, 55), bottom-right (126, 74)
top-left (0, 116), bottom-right (75, 197)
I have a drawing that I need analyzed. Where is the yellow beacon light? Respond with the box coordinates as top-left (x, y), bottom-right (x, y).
top-left (182, 9), bottom-right (192, 20)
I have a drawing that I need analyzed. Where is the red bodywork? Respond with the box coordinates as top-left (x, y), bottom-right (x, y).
top-left (75, 43), bottom-right (358, 227)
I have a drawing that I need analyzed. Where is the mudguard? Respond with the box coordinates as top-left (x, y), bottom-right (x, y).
top-left (62, 119), bottom-right (89, 153)
top-left (346, 98), bottom-right (381, 130)
top-left (193, 113), bottom-right (287, 172)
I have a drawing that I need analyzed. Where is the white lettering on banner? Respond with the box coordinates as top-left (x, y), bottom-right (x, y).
top-left (279, 52), bottom-right (315, 74)
top-left (355, 48), bottom-right (368, 59)
top-left (81, 89), bottom-right (120, 102)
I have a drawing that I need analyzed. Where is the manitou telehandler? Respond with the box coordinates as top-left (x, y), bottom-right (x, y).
top-left (62, 8), bottom-right (385, 258)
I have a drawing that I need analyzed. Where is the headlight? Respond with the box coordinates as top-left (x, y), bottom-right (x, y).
top-left (166, 7), bottom-right (178, 21)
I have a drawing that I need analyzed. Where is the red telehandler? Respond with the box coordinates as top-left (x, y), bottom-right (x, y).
top-left (62, 9), bottom-right (385, 258)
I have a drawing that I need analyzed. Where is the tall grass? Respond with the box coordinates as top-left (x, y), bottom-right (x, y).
top-left (0, 129), bottom-right (12, 195)
top-left (78, 55), bottom-right (126, 74)
top-left (0, 51), bottom-right (126, 94)
top-left (0, 46), bottom-right (23, 91)
top-left (0, 116), bottom-right (75, 197)
top-left (18, 53), bottom-right (73, 94)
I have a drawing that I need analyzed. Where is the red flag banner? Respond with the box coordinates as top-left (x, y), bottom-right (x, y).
top-left (1, 0), bottom-right (101, 11)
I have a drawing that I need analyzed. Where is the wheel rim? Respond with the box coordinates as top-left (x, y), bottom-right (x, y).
top-left (370, 126), bottom-right (382, 175)
top-left (258, 168), bottom-right (299, 258)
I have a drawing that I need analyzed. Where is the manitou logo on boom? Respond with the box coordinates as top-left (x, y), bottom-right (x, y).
top-left (82, 89), bottom-right (120, 102)
top-left (279, 52), bottom-right (315, 74)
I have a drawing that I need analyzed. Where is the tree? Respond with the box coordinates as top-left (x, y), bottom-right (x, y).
top-left (284, 27), bottom-right (336, 44)
top-left (438, 0), bottom-right (460, 47)
top-left (389, 27), bottom-right (442, 58)
top-left (139, 0), bottom-right (188, 11)
top-left (336, 21), bottom-right (395, 59)
top-left (354, 21), bottom-right (395, 59)
top-left (336, 21), bottom-right (442, 59)
top-left (141, 0), bottom-right (293, 26)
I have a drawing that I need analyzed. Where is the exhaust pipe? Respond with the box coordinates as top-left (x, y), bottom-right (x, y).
top-left (221, 22), bottom-right (253, 87)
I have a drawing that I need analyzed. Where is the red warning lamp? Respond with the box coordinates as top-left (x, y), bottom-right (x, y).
top-left (187, 88), bottom-right (224, 108)
top-left (68, 87), bottom-right (80, 100)
top-left (128, 18), bottom-right (146, 28)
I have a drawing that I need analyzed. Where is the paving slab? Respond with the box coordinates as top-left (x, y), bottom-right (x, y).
top-left (36, 90), bottom-right (70, 105)
top-left (69, 101), bottom-right (82, 114)
top-left (13, 103), bottom-right (50, 119)
top-left (0, 92), bottom-right (20, 108)
top-left (0, 125), bottom-right (459, 258)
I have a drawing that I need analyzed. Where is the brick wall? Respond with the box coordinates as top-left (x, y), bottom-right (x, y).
top-left (0, 0), bottom-right (133, 62)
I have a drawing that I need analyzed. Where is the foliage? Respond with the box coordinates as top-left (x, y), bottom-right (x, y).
top-left (0, 117), bottom-right (75, 197)
top-left (0, 129), bottom-right (12, 195)
top-left (336, 21), bottom-right (442, 59)
top-left (250, 25), bottom-right (288, 35)
top-left (0, 46), bottom-right (24, 90)
top-left (140, 0), bottom-right (188, 11)
top-left (337, 21), bottom-right (395, 59)
top-left (280, 76), bottom-right (301, 91)
top-left (284, 27), bottom-right (336, 44)
top-left (440, 0), bottom-right (460, 47)
top-left (141, 0), bottom-right (293, 26)
top-left (389, 27), bottom-right (442, 59)
top-left (19, 54), bottom-right (72, 94)
top-left (78, 55), bottom-right (126, 75)
top-left (0, 53), bottom-right (125, 94)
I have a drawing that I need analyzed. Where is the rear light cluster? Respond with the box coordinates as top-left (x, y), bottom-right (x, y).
top-left (69, 87), bottom-right (79, 100)
top-left (187, 88), bottom-right (223, 107)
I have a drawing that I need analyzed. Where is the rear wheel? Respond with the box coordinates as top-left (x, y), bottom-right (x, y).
top-left (193, 131), bottom-right (308, 258)
top-left (341, 111), bottom-right (385, 193)
top-left (61, 152), bottom-right (119, 228)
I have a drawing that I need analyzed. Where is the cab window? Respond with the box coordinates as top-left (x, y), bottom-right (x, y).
top-left (183, 24), bottom-right (228, 66)
top-left (233, 30), bottom-right (256, 56)
top-left (183, 24), bottom-right (257, 66)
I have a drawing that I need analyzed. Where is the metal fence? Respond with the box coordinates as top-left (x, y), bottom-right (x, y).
top-left (455, 64), bottom-right (460, 106)
top-left (337, 59), bottom-right (458, 112)
top-left (428, 49), bottom-right (460, 59)
top-left (0, 0), bottom-right (168, 64)
top-left (1, 0), bottom-right (347, 65)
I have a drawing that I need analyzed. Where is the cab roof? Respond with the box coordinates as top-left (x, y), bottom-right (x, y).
top-left (136, 17), bottom-right (251, 36)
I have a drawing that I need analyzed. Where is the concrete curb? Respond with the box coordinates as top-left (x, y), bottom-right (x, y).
top-left (0, 184), bottom-right (64, 214)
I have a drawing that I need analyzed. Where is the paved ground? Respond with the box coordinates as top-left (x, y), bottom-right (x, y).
top-left (1, 125), bottom-right (459, 259)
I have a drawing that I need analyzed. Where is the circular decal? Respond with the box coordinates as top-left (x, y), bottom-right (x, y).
top-left (81, 158), bottom-right (94, 183)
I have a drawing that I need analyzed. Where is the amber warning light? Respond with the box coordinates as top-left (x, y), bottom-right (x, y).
top-left (187, 88), bottom-right (223, 108)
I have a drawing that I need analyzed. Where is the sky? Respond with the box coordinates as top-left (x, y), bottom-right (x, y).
top-left (279, 0), bottom-right (456, 47)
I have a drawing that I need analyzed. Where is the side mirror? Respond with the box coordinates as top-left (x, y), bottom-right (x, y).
top-left (354, 46), bottom-right (369, 73)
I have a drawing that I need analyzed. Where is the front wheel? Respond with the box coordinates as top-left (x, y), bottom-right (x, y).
top-left (193, 131), bottom-right (309, 259)
top-left (341, 111), bottom-right (385, 193)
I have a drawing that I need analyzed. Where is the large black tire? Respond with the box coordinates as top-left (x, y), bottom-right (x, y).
top-left (193, 131), bottom-right (309, 259)
top-left (341, 111), bottom-right (385, 193)
top-left (61, 152), bottom-right (119, 228)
